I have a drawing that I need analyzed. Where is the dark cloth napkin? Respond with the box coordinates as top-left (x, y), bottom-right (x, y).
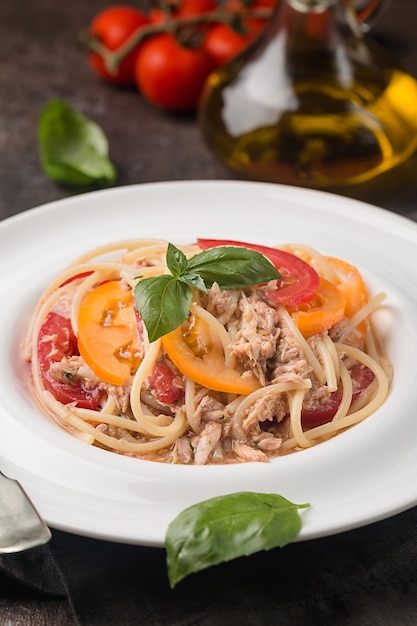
top-left (1, 506), bottom-right (417, 626)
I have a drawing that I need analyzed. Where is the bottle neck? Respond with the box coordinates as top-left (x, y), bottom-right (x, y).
top-left (273, 0), bottom-right (355, 46)
top-left (287, 0), bottom-right (390, 34)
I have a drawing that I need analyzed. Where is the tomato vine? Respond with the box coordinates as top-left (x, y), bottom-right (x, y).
top-left (81, 1), bottom-right (276, 110)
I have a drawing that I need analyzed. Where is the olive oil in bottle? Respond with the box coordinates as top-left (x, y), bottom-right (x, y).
top-left (199, 0), bottom-right (417, 188)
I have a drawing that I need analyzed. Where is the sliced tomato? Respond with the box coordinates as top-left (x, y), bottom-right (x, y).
top-left (197, 238), bottom-right (320, 307)
top-left (292, 277), bottom-right (346, 338)
top-left (77, 281), bottom-right (142, 386)
top-left (161, 314), bottom-right (260, 395)
top-left (300, 389), bottom-right (342, 428)
top-left (59, 271), bottom-right (93, 288)
top-left (148, 361), bottom-right (185, 404)
top-left (325, 256), bottom-right (368, 318)
top-left (301, 363), bottom-right (375, 428)
top-left (37, 311), bottom-right (103, 409)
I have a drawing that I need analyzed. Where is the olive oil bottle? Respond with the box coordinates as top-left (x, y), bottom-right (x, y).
top-left (199, 0), bottom-right (417, 188)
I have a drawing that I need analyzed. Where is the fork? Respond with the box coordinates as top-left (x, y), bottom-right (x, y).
top-left (0, 471), bottom-right (51, 553)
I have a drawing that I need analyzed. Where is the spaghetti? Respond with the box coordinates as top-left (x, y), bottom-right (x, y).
top-left (22, 238), bottom-right (392, 464)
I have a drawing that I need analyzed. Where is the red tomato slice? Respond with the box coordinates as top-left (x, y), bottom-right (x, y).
top-left (301, 363), bottom-right (375, 428)
top-left (37, 311), bottom-right (103, 409)
top-left (147, 362), bottom-right (185, 404)
top-left (197, 238), bottom-right (320, 306)
top-left (59, 271), bottom-right (93, 288)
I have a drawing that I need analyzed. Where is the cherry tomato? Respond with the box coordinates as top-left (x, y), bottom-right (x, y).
top-left (203, 20), bottom-right (265, 67)
top-left (150, 0), bottom-right (217, 23)
top-left (202, 0), bottom-right (276, 67)
top-left (134, 33), bottom-right (215, 111)
top-left (225, 0), bottom-right (278, 11)
top-left (37, 312), bottom-right (103, 409)
top-left (88, 5), bottom-right (150, 85)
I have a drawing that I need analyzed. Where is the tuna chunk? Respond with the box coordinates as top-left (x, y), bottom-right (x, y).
top-left (206, 283), bottom-right (240, 324)
top-left (268, 307), bottom-right (312, 383)
top-left (232, 441), bottom-right (269, 463)
top-left (172, 437), bottom-right (194, 464)
top-left (230, 293), bottom-right (280, 384)
top-left (243, 391), bottom-right (287, 432)
top-left (193, 393), bottom-right (227, 427)
top-left (229, 293), bottom-right (312, 387)
top-left (193, 422), bottom-right (223, 465)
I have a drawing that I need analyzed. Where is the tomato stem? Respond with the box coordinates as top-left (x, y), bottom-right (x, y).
top-left (80, 8), bottom-right (273, 74)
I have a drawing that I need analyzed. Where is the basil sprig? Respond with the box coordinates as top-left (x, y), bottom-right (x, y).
top-left (134, 244), bottom-right (281, 342)
top-left (38, 99), bottom-right (117, 187)
top-left (166, 492), bottom-right (310, 588)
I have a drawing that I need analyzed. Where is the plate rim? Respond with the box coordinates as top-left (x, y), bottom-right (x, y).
top-left (1, 179), bottom-right (417, 547)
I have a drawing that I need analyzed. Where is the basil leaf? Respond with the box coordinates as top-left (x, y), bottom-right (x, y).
top-left (38, 99), bottom-right (117, 187)
top-left (166, 492), bottom-right (310, 588)
top-left (135, 275), bottom-right (191, 342)
top-left (187, 247), bottom-right (281, 289)
top-left (135, 244), bottom-right (282, 342)
top-left (166, 243), bottom-right (188, 278)
top-left (180, 271), bottom-right (208, 293)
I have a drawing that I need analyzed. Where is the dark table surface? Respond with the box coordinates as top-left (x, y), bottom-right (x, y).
top-left (1, 1), bottom-right (417, 624)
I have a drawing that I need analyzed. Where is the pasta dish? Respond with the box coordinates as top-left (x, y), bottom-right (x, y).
top-left (22, 238), bottom-right (392, 464)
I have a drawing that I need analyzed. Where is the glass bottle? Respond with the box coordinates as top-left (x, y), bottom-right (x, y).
top-left (199, 0), bottom-right (417, 188)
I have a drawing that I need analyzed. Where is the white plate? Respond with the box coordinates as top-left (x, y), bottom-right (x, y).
top-left (1, 180), bottom-right (417, 547)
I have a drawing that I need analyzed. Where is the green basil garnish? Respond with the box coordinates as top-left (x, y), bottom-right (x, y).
top-left (38, 99), bottom-right (117, 187)
top-left (135, 244), bottom-right (281, 342)
top-left (166, 492), bottom-right (310, 588)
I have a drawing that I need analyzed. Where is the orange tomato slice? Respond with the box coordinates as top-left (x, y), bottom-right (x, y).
top-left (325, 256), bottom-right (368, 318)
top-left (77, 281), bottom-right (142, 386)
top-left (161, 315), bottom-right (260, 395)
top-left (292, 278), bottom-right (346, 338)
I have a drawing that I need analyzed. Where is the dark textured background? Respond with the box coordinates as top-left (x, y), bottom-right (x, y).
top-left (1, 1), bottom-right (417, 624)
top-left (1, 0), bottom-right (417, 220)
